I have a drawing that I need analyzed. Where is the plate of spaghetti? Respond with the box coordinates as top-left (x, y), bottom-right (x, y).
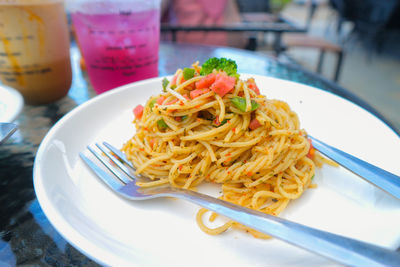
top-left (34, 58), bottom-right (400, 267)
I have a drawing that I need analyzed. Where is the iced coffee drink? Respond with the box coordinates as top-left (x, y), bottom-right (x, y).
top-left (0, 0), bottom-right (72, 104)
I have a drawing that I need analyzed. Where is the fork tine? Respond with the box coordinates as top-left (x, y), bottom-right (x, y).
top-left (87, 146), bottom-right (132, 184)
top-left (103, 142), bottom-right (135, 170)
top-left (79, 152), bottom-right (123, 190)
top-left (95, 143), bottom-right (136, 180)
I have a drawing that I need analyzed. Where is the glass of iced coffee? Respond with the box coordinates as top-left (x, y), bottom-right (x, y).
top-left (0, 0), bottom-right (72, 105)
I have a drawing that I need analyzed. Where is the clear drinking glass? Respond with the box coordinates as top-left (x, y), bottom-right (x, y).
top-left (0, 0), bottom-right (72, 105)
top-left (69, 0), bottom-right (161, 94)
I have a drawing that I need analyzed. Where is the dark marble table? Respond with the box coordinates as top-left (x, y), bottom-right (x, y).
top-left (0, 42), bottom-right (398, 266)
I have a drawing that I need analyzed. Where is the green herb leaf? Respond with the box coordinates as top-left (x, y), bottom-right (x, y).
top-left (231, 97), bottom-right (246, 111)
top-left (162, 78), bottom-right (169, 92)
top-left (200, 57), bottom-right (238, 76)
top-left (251, 100), bottom-right (259, 111)
top-left (157, 119), bottom-right (168, 130)
top-left (170, 84), bottom-right (177, 90)
top-left (181, 115), bottom-right (188, 121)
top-left (149, 99), bottom-right (157, 110)
top-left (183, 68), bottom-right (195, 80)
top-left (219, 119), bottom-right (229, 126)
top-left (230, 97), bottom-right (259, 112)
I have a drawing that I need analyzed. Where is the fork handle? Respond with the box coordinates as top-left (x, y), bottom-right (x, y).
top-left (309, 136), bottom-right (400, 200)
top-left (161, 188), bottom-right (400, 267)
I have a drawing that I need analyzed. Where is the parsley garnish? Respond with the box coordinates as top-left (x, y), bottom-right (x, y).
top-left (162, 78), bottom-right (169, 92)
top-left (183, 68), bottom-right (195, 80)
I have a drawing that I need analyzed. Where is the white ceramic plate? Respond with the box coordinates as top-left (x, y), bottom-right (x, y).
top-left (33, 75), bottom-right (400, 267)
top-left (0, 84), bottom-right (24, 122)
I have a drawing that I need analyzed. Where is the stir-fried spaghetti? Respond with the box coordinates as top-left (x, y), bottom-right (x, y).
top-left (122, 58), bottom-right (331, 238)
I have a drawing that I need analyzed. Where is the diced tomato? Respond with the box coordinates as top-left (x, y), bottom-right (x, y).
top-left (249, 118), bottom-right (262, 130)
top-left (149, 138), bottom-right (156, 149)
top-left (179, 75), bottom-right (185, 84)
top-left (190, 88), bottom-right (210, 99)
top-left (157, 96), bottom-right (166, 105)
top-left (171, 74), bottom-right (178, 86)
top-left (247, 81), bottom-right (260, 95)
top-left (213, 117), bottom-right (221, 126)
top-left (195, 73), bottom-right (216, 89)
top-left (133, 104), bottom-right (144, 119)
top-left (165, 99), bottom-right (179, 105)
top-left (307, 138), bottom-right (315, 159)
top-left (210, 74), bottom-right (236, 97)
top-left (183, 94), bottom-right (190, 100)
top-left (186, 83), bottom-right (195, 90)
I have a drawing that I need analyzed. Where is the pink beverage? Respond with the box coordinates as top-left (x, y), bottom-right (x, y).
top-left (71, 9), bottom-right (160, 94)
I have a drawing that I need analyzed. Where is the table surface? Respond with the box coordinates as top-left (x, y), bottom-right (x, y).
top-left (0, 42), bottom-right (398, 266)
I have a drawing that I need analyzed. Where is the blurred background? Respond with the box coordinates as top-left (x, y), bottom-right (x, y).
top-left (278, 0), bottom-right (400, 131)
top-left (160, 0), bottom-right (400, 130)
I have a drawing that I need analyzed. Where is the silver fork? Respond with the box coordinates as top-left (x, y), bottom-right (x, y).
top-left (80, 142), bottom-right (400, 267)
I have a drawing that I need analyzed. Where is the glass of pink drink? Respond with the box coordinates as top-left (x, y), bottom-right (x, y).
top-left (70, 0), bottom-right (160, 94)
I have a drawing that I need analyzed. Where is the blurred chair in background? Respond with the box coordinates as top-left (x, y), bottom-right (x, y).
top-left (329, 0), bottom-right (400, 51)
top-left (282, 0), bottom-right (344, 82)
top-left (161, 0), bottom-right (247, 48)
top-left (236, 0), bottom-right (272, 50)
top-left (235, 0), bottom-right (293, 51)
